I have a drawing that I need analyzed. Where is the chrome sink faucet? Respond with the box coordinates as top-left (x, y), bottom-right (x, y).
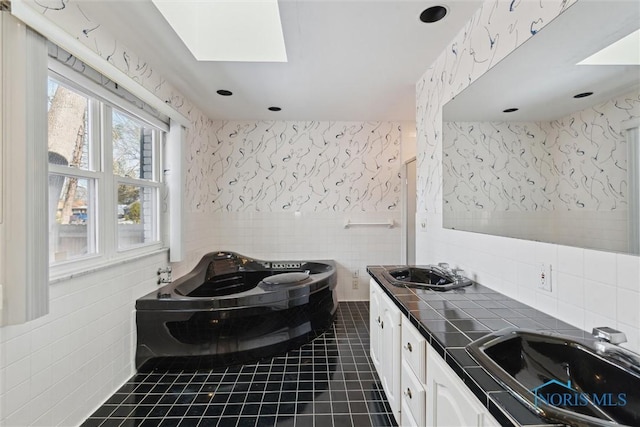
top-left (592, 326), bottom-right (627, 345)
top-left (434, 262), bottom-right (453, 275)
top-left (436, 262), bottom-right (466, 278)
top-left (437, 262), bottom-right (450, 270)
top-left (433, 262), bottom-right (470, 285)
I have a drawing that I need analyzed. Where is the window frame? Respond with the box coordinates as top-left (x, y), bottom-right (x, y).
top-left (48, 62), bottom-right (168, 280)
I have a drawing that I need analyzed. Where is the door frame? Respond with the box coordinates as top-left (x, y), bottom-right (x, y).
top-left (402, 157), bottom-right (417, 265)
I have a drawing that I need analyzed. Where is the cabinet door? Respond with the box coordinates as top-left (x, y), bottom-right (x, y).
top-left (380, 291), bottom-right (402, 419)
top-left (369, 279), bottom-right (382, 370)
top-left (427, 346), bottom-right (499, 427)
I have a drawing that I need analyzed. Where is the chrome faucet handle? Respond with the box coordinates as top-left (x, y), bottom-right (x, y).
top-left (437, 262), bottom-right (450, 270)
top-left (452, 268), bottom-right (465, 277)
top-left (592, 326), bottom-right (627, 345)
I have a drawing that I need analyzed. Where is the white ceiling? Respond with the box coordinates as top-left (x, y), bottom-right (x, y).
top-left (79, 0), bottom-right (484, 121)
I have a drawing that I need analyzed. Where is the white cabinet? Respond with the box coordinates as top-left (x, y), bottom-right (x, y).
top-left (369, 279), bottom-right (402, 423)
top-left (427, 347), bottom-right (501, 427)
top-left (370, 278), bottom-right (500, 427)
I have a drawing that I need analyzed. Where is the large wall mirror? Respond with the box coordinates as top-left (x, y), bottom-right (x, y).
top-left (443, 0), bottom-right (640, 255)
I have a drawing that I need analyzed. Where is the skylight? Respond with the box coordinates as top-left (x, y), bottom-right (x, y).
top-left (151, 0), bottom-right (287, 62)
top-left (578, 28), bottom-right (640, 65)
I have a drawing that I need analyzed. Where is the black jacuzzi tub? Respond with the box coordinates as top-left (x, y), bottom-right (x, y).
top-left (135, 251), bottom-right (338, 370)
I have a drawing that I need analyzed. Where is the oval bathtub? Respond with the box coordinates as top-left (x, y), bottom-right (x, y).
top-left (135, 251), bottom-right (338, 370)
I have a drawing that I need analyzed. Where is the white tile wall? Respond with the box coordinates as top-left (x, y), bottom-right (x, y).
top-left (0, 252), bottom-right (168, 427)
top-left (446, 211), bottom-right (630, 254)
top-left (417, 212), bottom-right (640, 354)
top-left (173, 211), bottom-right (403, 302)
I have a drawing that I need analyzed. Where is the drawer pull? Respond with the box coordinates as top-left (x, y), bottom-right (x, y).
top-left (377, 316), bottom-right (381, 324)
top-left (381, 321), bottom-right (384, 329)
top-left (404, 388), bottom-right (413, 399)
top-left (404, 342), bottom-right (413, 352)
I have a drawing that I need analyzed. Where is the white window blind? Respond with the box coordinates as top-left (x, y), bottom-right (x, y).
top-left (1, 11), bottom-right (49, 325)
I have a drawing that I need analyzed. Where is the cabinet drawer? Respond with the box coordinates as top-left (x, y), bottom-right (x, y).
top-left (401, 398), bottom-right (419, 427)
top-left (401, 316), bottom-right (427, 383)
top-left (401, 360), bottom-right (426, 427)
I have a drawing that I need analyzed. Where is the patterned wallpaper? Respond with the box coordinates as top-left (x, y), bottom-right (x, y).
top-left (28, 1), bottom-right (401, 214)
top-left (416, 0), bottom-right (578, 214)
top-left (186, 121), bottom-right (401, 213)
top-left (443, 120), bottom-right (548, 212)
top-left (26, 0), bottom-right (199, 123)
top-left (443, 90), bottom-right (640, 213)
top-left (552, 91), bottom-right (638, 211)
top-left (47, 42), bottom-right (171, 124)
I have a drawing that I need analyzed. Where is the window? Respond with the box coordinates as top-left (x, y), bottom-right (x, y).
top-left (47, 71), bottom-right (166, 270)
top-left (112, 109), bottom-right (162, 250)
top-left (47, 78), bottom-right (97, 262)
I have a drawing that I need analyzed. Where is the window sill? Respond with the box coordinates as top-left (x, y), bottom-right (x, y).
top-left (49, 247), bottom-right (169, 285)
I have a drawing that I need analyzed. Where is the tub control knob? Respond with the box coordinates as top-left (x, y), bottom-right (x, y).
top-left (438, 262), bottom-right (450, 270)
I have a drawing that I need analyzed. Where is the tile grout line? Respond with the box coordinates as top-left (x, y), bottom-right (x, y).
top-left (82, 302), bottom-right (398, 427)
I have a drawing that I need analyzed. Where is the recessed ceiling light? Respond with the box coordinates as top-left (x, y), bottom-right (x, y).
top-left (419, 6), bottom-right (448, 23)
top-left (573, 92), bottom-right (594, 99)
top-left (268, 106), bottom-right (282, 112)
top-left (217, 89), bottom-right (233, 96)
top-left (503, 108), bottom-right (519, 113)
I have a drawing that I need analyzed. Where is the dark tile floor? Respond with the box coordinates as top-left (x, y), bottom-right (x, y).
top-left (82, 302), bottom-right (397, 427)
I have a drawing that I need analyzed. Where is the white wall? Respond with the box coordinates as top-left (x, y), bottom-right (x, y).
top-left (0, 252), bottom-right (167, 426)
top-left (175, 120), bottom-right (404, 300)
top-left (400, 120), bottom-right (417, 162)
top-left (416, 0), bottom-right (640, 353)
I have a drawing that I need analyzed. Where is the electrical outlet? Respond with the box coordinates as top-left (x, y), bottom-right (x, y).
top-left (538, 263), bottom-right (552, 292)
top-left (352, 277), bottom-right (359, 289)
top-left (417, 214), bottom-right (427, 232)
